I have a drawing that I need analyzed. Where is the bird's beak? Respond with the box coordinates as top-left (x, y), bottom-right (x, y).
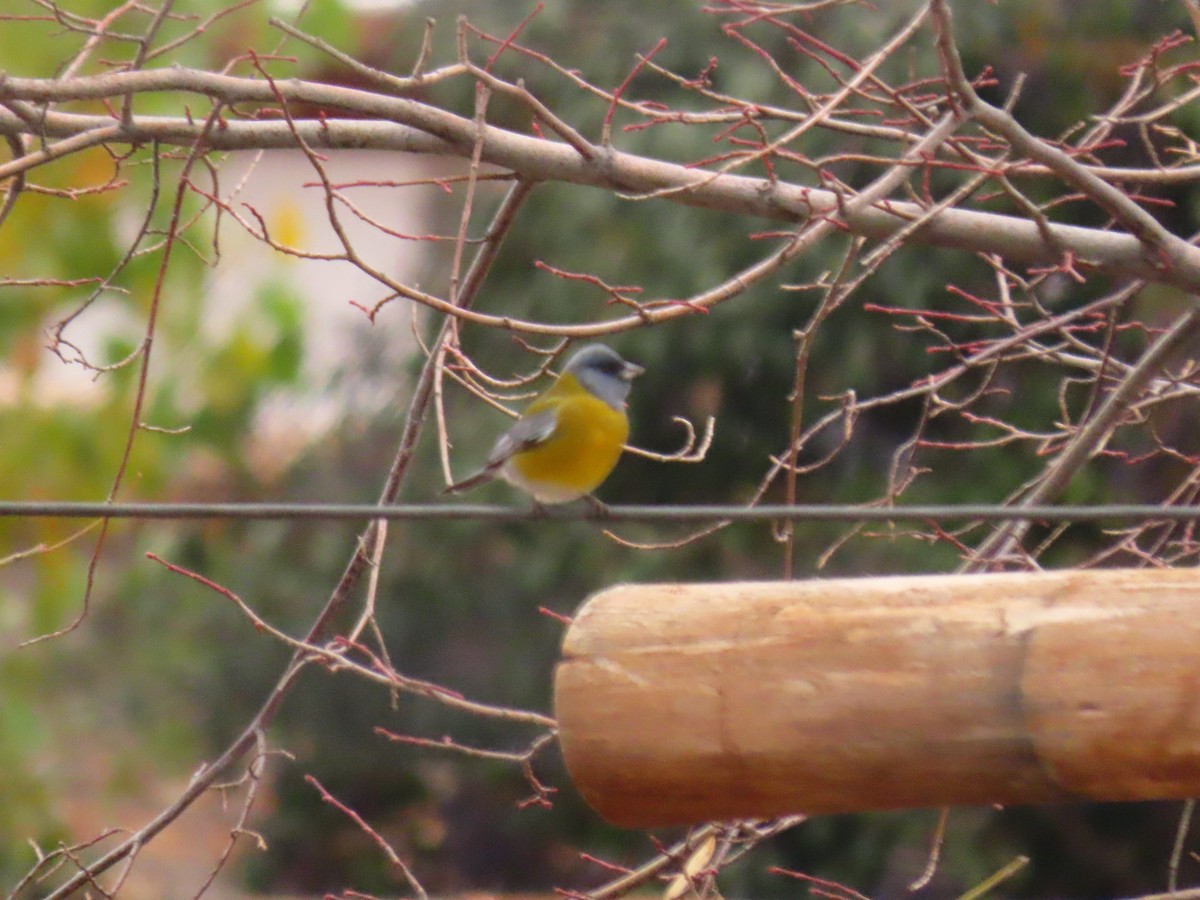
top-left (621, 361), bottom-right (645, 381)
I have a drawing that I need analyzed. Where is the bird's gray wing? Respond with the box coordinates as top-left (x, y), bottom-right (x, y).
top-left (444, 407), bottom-right (561, 495)
top-left (486, 407), bottom-right (559, 466)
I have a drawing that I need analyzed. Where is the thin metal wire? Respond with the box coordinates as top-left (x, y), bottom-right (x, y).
top-left (0, 501), bottom-right (1195, 522)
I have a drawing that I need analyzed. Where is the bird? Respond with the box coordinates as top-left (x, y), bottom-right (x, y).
top-left (445, 344), bottom-right (644, 504)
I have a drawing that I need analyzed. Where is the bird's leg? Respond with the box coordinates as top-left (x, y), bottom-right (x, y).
top-left (581, 494), bottom-right (612, 519)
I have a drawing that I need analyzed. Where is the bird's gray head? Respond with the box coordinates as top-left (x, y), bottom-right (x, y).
top-left (562, 344), bottom-right (644, 409)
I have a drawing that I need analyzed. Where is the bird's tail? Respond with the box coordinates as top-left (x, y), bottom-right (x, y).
top-left (444, 465), bottom-right (500, 495)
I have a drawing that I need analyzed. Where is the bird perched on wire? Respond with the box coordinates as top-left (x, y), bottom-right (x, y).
top-left (445, 344), bottom-right (644, 504)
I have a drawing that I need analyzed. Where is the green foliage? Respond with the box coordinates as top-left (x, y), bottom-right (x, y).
top-left (0, 605), bottom-right (72, 877)
top-left (0, 75), bottom-right (311, 900)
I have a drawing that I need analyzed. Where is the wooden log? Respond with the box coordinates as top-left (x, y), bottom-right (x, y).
top-left (553, 569), bottom-right (1200, 827)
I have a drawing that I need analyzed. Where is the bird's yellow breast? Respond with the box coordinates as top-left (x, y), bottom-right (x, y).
top-left (503, 373), bottom-right (630, 503)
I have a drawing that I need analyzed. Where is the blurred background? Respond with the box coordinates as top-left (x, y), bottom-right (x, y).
top-left (3, 0), bottom-right (1200, 897)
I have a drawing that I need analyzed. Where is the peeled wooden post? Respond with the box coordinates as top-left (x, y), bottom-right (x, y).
top-left (553, 569), bottom-right (1200, 827)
